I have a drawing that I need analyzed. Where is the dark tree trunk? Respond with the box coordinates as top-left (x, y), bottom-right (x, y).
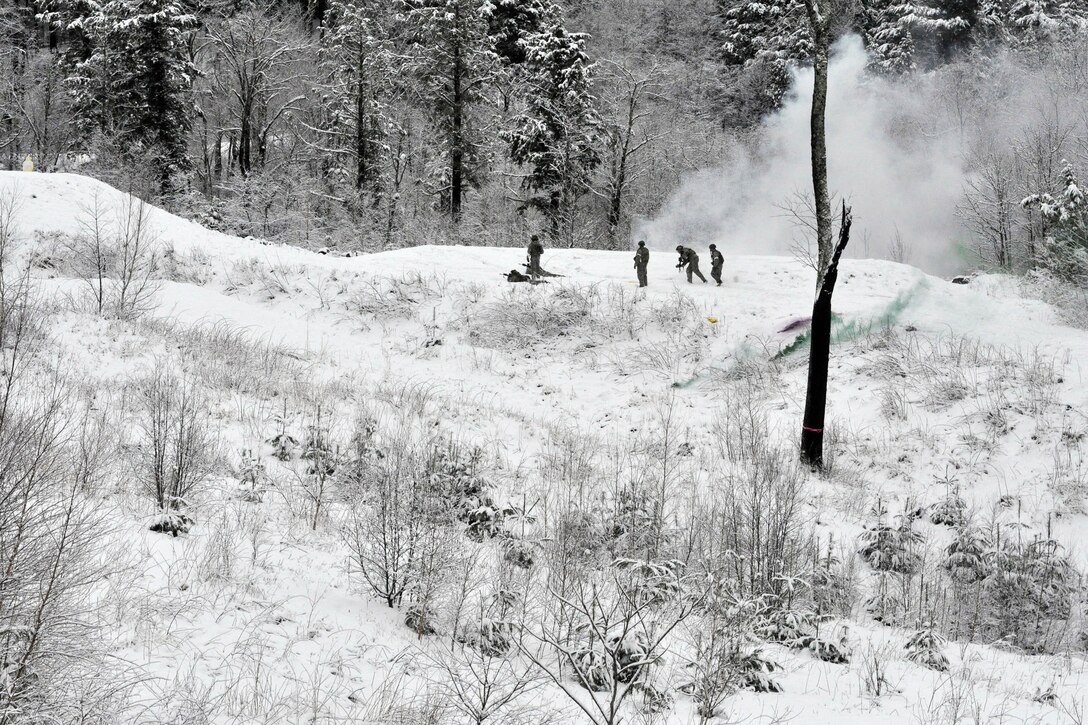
top-left (354, 46), bottom-right (369, 190)
top-left (451, 32), bottom-right (464, 222)
top-left (800, 205), bottom-right (851, 468)
top-left (606, 132), bottom-right (629, 250)
top-left (239, 106), bottom-right (252, 176)
top-left (800, 0), bottom-right (836, 470)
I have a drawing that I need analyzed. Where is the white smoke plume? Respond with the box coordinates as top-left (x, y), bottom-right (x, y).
top-left (636, 35), bottom-right (969, 275)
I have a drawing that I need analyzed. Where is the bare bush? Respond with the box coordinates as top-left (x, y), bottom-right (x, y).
top-left (704, 394), bottom-right (812, 598)
top-left (341, 272), bottom-right (445, 331)
top-left (135, 363), bottom-right (218, 523)
top-left (463, 284), bottom-right (596, 350)
top-left (520, 560), bottom-right (700, 725)
top-left (0, 199), bottom-right (124, 721)
top-left (340, 423), bottom-right (462, 612)
top-left (62, 192), bottom-right (162, 319)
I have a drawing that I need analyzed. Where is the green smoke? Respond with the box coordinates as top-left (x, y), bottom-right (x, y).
top-left (772, 279), bottom-right (926, 361)
top-left (670, 277), bottom-right (928, 389)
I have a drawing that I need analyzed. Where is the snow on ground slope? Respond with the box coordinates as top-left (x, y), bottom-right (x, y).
top-left (7, 170), bottom-right (1088, 723)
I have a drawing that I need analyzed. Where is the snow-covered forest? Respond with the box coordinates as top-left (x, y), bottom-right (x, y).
top-left (0, 0), bottom-right (1086, 266)
top-left (2, 1), bottom-right (1088, 724)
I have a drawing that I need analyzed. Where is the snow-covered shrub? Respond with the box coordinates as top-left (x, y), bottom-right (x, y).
top-left (944, 525), bottom-right (990, 583)
top-left (982, 536), bottom-right (1078, 651)
top-left (904, 627), bottom-right (950, 672)
top-left (0, 224), bottom-right (118, 718)
top-left (462, 283), bottom-right (597, 349)
top-left (570, 632), bottom-right (650, 690)
top-left (458, 619), bottom-right (515, 657)
top-left (1029, 269), bottom-right (1088, 329)
top-left (571, 647), bottom-right (611, 691)
top-left (930, 489), bottom-right (967, 527)
top-left (148, 510), bottom-right (194, 537)
top-left (812, 540), bottom-right (858, 619)
top-left (405, 604), bottom-right (440, 637)
top-left (344, 273), bottom-right (441, 324)
top-left (648, 288), bottom-right (701, 330)
top-left (425, 441), bottom-right (489, 521)
top-left (680, 594), bottom-right (783, 720)
top-left (859, 502), bottom-right (924, 574)
top-left (236, 448), bottom-right (265, 503)
top-left (341, 428), bottom-right (459, 608)
top-left (502, 538), bottom-right (539, 569)
top-left (464, 498), bottom-right (515, 541)
top-left (613, 558), bottom-right (685, 607)
top-left (299, 409), bottom-right (341, 529)
top-left (58, 194), bottom-right (162, 319)
top-left (751, 599), bottom-right (851, 664)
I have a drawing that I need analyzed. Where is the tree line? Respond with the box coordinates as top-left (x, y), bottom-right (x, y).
top-left (0, 0), bottom-right (1085, 252)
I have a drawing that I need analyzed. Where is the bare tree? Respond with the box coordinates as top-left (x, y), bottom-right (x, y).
top-left (959, 150), bottom-right (1018, 270)
top-left (519, 561), bottom-right (700, 725)
top-left (421, 592), bottom-right (542, 725)
top-left (204, 7), bottom-right (309, 177)
top-left (595, 61), bottom-right (663, 250)
top-left (799, 0), bottom-right (852, 470)
top-left (64, 194), bottom-right (161, 318)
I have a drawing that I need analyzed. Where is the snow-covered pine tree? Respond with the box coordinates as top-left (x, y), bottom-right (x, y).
top-left (717, 0), bottom-right (811, 107)
top-left (37, 0), bottom-right (99, 65)
top-left (507, 23), bottom-right (601, 245)
top-left (1023, 160), bottom-right (1088, 282)
top-left (72, 0), bottom-right (196, 191)
top-left (1006, 0), bottom-right (1088, 41)
top-left (398, 0), bottom-right (496, 221)
top-left (482, 0), bottom-right (558, 67)
top-left (319, 0), bottom-right (393, 193)
top-left (912, 0), bottom-right (982, 57)
top-left (861, 0), bottom-right (917, 72)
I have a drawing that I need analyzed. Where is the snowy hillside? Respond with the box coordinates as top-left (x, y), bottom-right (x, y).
top-left (5, 171), bottom-right (1088, 724)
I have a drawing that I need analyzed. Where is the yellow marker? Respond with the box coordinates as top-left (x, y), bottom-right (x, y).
top-left (707, 317), bottom-right (718, 324)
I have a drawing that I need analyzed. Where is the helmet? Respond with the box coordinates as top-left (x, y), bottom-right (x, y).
top-left (675, 245), bottom-right (683, 252)
top-left (709, 244), bottom-right (716, 250)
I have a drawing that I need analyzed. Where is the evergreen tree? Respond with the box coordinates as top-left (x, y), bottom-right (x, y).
top-left (482, 0), bottom-right (557, 66)
top-left (72, 0), bottom-right (197, 190)
top-left (507, 23), bottom-right (601, 244)
top-left (1007, 0), bottom-right (1087, 40)
top-left (1023, 160), bottom-right (1088, 281)
top-left (398, 0), bottom-right (495, 221)
top-left (910, 0), bottom-right (982, 57)
top-left (717, 0), bottom-right (811, 107)
top-left (319, 0), bottom-right (392, 193)
top-left (862, 0), bottom-right (917, 72)
top-left (38, 0), bottom-right (99, 63)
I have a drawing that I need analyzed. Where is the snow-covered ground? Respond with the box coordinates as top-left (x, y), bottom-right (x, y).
top-left (7, 171), bottom-right (1088, 723)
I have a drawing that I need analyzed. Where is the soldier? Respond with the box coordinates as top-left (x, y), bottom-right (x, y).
top-left (709, 243), bottom-right (724, 286)
top-left (633, 240), bottom-right (649, 287)
top-left (675, 245), bottom-right (707, 284)
top-left (527, 234), bottom-right (544, 281)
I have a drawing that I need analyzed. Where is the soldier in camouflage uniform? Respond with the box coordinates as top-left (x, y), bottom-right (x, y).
top-left (527, 235), bottom-right (544, 281)
top-left (709, 243), bottom-right (724, 286)
top-left (675, 245), bottom-right (707, 284)
top-left (634, 240), bottom-right (649, 287)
